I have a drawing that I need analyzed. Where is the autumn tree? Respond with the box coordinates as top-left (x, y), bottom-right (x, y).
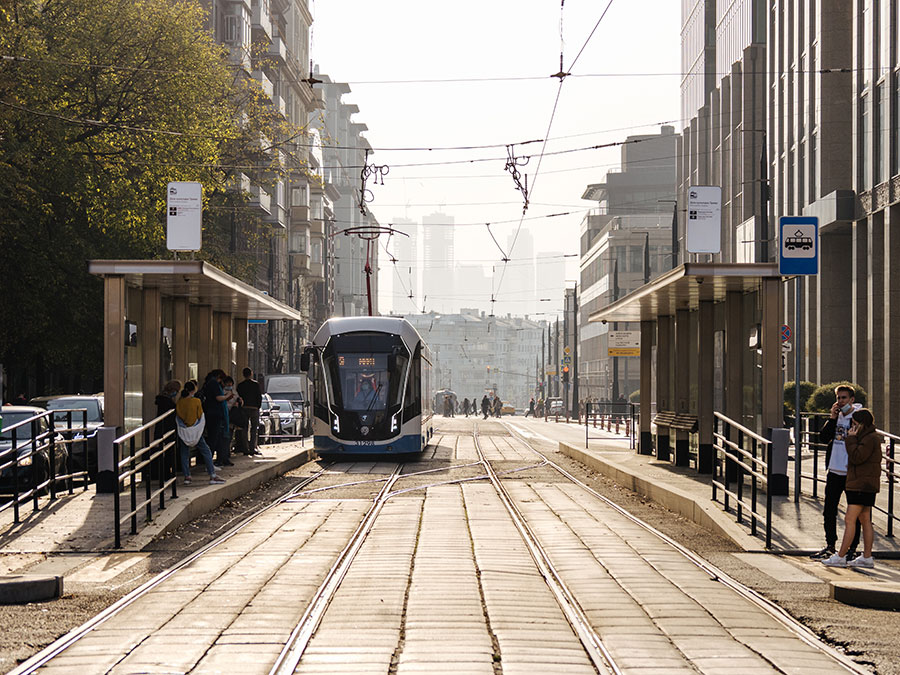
top-left (0, 0), bottom-right (307, 395)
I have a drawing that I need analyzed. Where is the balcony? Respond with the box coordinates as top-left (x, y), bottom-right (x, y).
top-left (267, 36), bottom-right (287, 64)
top-left (291, 204), bottom-right (310, 224)
top-left (308, 260), bottom-right (324, 281)
top-left (310, 218), bottom-right (325, 236)
top-left (273, 94), bottom-right (287, 117)
top-left (290, 253), bottom-right (311, 275)
top-left (251, 2), bottom-right (272, 41)
top-left (251, 70), bottom-right (273, 100)
top-left (263, 204), bottom-right (287, 228)
top-left (248, 184), bottom-right (271, 215)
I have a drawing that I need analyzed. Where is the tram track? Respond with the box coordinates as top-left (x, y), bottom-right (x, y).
top-left (473, 423), bottom-right (620, 675)
top-left (9, 422), bottom-right (875, 674)
top-left (498, 419), bottom-right (868, 675)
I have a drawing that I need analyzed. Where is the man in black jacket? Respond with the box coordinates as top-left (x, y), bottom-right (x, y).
top-left (811, 385), bottom-right (862, 559)
top-left (236, 368), bottom-right (263, 455)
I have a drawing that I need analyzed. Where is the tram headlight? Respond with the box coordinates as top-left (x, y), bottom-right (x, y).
top-left (391, 413), bottom-right (400, 433)
top-left (331, 413), bottom-right (340, 433)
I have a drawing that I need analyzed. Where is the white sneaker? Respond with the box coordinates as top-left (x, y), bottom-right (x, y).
top-left (821, 553), bottom-right (847, 567)
top-left (209, 475), bottom-right (226, 484)
top-left (848, 555), bottom-right (874, 569)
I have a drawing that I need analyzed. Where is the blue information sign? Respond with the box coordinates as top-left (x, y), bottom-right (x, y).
top-left (778, 216), bottom-right (819, 275)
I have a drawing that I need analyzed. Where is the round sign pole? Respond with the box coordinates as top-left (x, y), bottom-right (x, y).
top-left (794, 277), bottom-right (801, 503)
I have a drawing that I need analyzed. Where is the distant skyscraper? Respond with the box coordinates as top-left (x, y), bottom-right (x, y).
top-left (493, 229), bottom-right (536, 317)
top-left (421, 212), bottom-right (454, 313)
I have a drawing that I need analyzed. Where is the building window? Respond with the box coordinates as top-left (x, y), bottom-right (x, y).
top-left (861, 94), bottom-right (870, 190)
top-left (225, 15), bottom-right (240, 44)
top-left (874, 84), bottom-right (884, 184)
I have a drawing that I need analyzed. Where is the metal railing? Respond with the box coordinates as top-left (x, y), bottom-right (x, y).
top-left (797, 412), bottom-right (898, 538)
top-left (584, 401), bottom-right (638, 449)
top-left (0, 409), bottom-right (90, 523)
top-left (712, 411), bottom-right (773, 548)
top-left (112, 410), bottom-right (178, 548)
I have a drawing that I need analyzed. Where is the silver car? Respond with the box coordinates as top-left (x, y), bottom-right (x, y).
top-left (271, 399), bottom-right (301, 437)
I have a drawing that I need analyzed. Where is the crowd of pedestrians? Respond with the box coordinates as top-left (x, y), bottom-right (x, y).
top-left (155, 366), bottom-right (266, 486)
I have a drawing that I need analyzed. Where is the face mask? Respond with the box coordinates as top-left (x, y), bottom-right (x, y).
top-left (225, 386), bottom-right (233, 392)
top-left (841, 403), bottom-right (852, 414)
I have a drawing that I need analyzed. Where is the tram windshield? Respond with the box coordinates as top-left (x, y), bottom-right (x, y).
top-left (321, 333), bottom-right (409, 412)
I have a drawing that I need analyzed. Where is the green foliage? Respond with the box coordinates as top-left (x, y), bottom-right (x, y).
top-left (783, 380), bottom-right (817, 413)
top-left (0, 0), bottom-right (307, 385)
top-left (807, 381), bottom-right (868, 413)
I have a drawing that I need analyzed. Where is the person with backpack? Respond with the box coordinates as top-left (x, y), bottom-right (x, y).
top-left (175, 382), bottom-right (224, 485)
top-left (202, 369), bottom-right (235, 467)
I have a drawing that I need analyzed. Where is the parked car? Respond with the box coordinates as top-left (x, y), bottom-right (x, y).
top-left (258, 394), bottom-right (282, 441)
top-left (271, 398), bottom-right (302, 437)
top-left (35, 395), bottom-right (104, 479)
top-left (0, 406), bottom-right (69, 495)
top-left (547, 398), bottom-right (564, 415)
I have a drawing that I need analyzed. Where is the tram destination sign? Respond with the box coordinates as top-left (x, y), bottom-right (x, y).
top-left (778, 216), bottom-right (818, 275)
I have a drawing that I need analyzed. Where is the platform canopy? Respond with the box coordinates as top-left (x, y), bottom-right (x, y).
top-left (588, 262), bottom-right (781, 323)
top-left (89, 260), bottom-right (304, 321)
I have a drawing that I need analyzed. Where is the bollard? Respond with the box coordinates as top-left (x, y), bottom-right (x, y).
top-left (96, 427), bottom-right (119, 494)
top-left (615, 419), bottom-right (620, 434)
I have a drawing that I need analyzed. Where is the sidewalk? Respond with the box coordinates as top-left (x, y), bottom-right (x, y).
top-left (507, 416), bottom-right (900, 609)
top-left (0, 439), bottom-right (315, 595)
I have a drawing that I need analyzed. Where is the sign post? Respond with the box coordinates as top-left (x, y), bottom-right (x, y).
top-left (779, 216), bottom-right (819, 503)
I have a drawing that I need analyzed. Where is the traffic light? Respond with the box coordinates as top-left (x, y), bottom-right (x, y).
top-left (562, 365), bottom-right (569, 383)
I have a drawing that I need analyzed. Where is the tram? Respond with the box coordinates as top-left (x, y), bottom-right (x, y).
top-left (301, 317), bottom-right (434, 455)
top-left (433, 389), bottom-right (457, 415)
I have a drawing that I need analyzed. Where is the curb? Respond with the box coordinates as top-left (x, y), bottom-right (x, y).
top-left (558, 441), bottom-right (760, 551)
top-left (0, 575), bottom-right (63, 604)
top-left (831, 580), bottom-right (900, 610)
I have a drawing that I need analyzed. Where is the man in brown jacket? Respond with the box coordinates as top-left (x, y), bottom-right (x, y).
top-left (822, 408), bottom-right (882, 568)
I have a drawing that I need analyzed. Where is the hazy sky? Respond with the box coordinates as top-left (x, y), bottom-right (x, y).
top-left (310, 0), bottom-right (680, 316)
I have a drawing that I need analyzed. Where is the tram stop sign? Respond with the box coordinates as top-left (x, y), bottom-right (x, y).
top-left (778, 216), bottom-right (818, 275)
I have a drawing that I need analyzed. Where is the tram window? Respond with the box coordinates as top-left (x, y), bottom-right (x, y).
top-left (404, 347), bottom-right (422, 420)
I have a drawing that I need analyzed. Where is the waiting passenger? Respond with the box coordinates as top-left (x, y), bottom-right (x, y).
top-left (176, 385), bottom-right (225, 485)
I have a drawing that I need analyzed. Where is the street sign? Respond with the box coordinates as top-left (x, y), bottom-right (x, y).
top-left (608, 330), bottom-right (640, 357)
top-left (782, 341), bottom-right (792, 352)
top-left (779, 216), bottom-right (818, 275)
top-left (686, 186), bottom-right (722, 253)
top-left (564, 346), bottom-right (571, 355)
top-left (561, 355), bottom-right (571, 365)
top-left (781, 324), bottom-right (791, 341)
top-left (166, 181), bottom-right (202, 251)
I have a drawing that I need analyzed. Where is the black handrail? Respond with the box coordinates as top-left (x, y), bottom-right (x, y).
top-left (112, 410), bottom-right (177, 548)
top-left (0, 409), bottom-right (89, 523)
top-left (712, 411), bottom-right (772, 548)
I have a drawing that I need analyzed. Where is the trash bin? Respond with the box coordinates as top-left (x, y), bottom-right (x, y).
top-left (768, 427), bottom-right (790, 496)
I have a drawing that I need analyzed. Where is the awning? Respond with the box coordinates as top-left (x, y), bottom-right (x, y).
top-left (88, 260), bottom-right (304, 321)
top-left (588, 262), bottom-right (781, 323)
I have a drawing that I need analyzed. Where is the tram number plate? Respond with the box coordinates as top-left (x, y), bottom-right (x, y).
top-left (354, 440), bottom-right (375, 446)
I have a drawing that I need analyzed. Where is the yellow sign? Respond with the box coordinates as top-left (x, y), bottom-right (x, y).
top-left (608, 347), bottom-right (640, 356)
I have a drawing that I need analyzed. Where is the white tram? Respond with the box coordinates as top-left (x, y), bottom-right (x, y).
top-left (301, 317), bottom-right (434, 455)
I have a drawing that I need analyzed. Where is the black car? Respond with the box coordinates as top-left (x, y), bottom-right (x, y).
top-left (0, 406), bottom-right (69, 495)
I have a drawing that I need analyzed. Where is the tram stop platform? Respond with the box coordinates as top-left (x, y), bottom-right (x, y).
top-left (0, 439), bottom-right (314, 603)
top-left (506, 416), bottom-right (900, 610)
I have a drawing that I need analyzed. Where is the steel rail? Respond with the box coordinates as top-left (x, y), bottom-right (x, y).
top-left (270, 463), bottom-right (404, 675)
top-left (501, 420), bottom-right (869, 675)
top-left (473, 424), bottom-right (620, 675)
top-left (8, 465), bottom-right (334, 675)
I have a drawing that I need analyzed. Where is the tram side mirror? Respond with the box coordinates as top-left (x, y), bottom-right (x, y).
top-left (300, 347), bottom-right (312, 372)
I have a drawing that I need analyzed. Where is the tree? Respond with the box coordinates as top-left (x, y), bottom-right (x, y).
top-left (0, 0), bottom-right (307, 394)
top-left (783, 380), bottom-right (817, 414)
top-left (807, 382), bottom-right (868, 413)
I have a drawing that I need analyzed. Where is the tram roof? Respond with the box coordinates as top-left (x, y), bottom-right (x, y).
top-left (88, 260), bottom-right (304, 321)
top-left (312, 316), bottom-right (424, 352)
top-left (588, 262), bottom-right (781, 323)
